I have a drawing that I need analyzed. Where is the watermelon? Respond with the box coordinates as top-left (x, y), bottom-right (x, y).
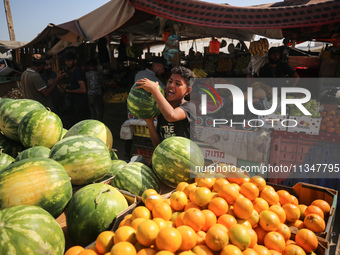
top-left (64, 119), bottom-right (113, 151)
top-left (111, 162), bottom-right (160, 196)
top-left (0, 151), bottom-right (14, 170)
top-left (66, 183), bottom-right (128, 246)
top-left (151, 137), bottom-right (204, 187)
top-left (0, 99), bottom-right (45, 141)
top-left (0, 205), bottom-right (65, 255)
top-left (96, 159), bottom-right (127, 183)
top-left (0, 98), bottom-right (13, 108)
top-left (110, 149), bottom-right (119, 160)
top-left (127, 83), bottom-right (164, 119)
top-left (49, 135), bottom-right (112, 186)
top-left (18, 108), bottom-right (63, 148)
top-left (0, 132), bottom-right (24, 158)
top-left (0, 157), bottom-right (72, 218)
top-left (15, 146), bottom-right (50, 161)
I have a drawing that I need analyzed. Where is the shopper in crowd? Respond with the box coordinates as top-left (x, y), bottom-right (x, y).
top-left (21, 54), bottom-right (65, 110)
top-left (134, 57), bottom-right (166, 88)
top-left (259, 47), bottom-right (300, 87)
top-left (85, 59), bottom-right (104, 121)
top-left (63, 52), bottom-right (90, 125)
top-left (136, 66), bottom-right (196, 147)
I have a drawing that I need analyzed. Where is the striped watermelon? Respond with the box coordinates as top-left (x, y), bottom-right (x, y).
top-left (0, 205), bottom-right (65, 255)
top-left (0, 99), bottom-right (45, 141)
top-left (61, 128), bottom-right (68, 138)
top-left (49, 135), bottom-right (112, 186)
top-left (0, 157), bottom-right (72, 218)
top-left (127, 83), bottom-right (164, 119)
top-left (110, 149), bottom-right (119, 160)
top-left (151, 137), bottom-right (204, 187)
top-left (0, 152), bottom-right (14, 171)
top-left (15, 146), bottom-right (50, 161)
top-left (0, 132), bottom-right (24, 158)
top-left (18, 108), bottom-right (63, 148)
top-left (111, 162), bottom-right (160, 196)
top-left (66, 183), bottom-right (128, 246)
top-left (64, 119), bottom-right (113, 151)
top-left (96, 159), bottom-right (127, 183)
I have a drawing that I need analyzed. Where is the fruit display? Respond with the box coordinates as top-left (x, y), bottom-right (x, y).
top-left (204, 54), bottom-right (219, 73)
top-left (66, 173), bottom-right (331, 255)
top-left (15, 145), bottom-right (50, 161)
top-left (320, 110), bottom-right (340, 134)
top-left (234, 54), bottom-right (251, 72)
top-left (3, 87), bottom-right (24, 99)
top-left (216, 57), bottom-right (234, 72)
top-left (151, 136), bottom-right (205, 187)
top-left (127, 83), bottom-right (164, 119)
top-left (288, 97), bottom-right (321, 118)
top-left (103, 90), bottom-right (129, 103)
top-left (249, 38), bottom-right (269, 56)
top-left (0, 205), bottom-right (65, 255)
top-left (193, 68), bottom-right (208, 78)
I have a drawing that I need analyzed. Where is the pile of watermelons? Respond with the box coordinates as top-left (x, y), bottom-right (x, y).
top-left (0, 95), bottom-right (205, 253)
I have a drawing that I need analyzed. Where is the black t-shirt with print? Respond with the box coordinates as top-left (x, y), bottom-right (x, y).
top-left (156, 101), bottom-right (196, 140)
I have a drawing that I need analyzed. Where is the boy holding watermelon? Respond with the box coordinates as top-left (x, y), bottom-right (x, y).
top-left (136, 66), bottom-right (196, 147)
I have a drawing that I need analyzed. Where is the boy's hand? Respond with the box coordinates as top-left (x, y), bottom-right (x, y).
top-left (136, 78), bottom-right (159, 93)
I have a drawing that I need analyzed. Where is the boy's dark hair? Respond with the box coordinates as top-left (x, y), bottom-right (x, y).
top-left (171, 66), bottom-right (196, 87)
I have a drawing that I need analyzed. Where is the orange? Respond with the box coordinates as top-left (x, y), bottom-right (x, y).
top-left (170, 211), bottom-right (181, 224)
top-left (196, 231), bottom-right (207, 245)
top-left (220, 244), bottom-right (243, 255)
top-left (226, 170), bottom-right (250, 185)
top-left (311, 199), bottom-right (331, 214)
top-left (208, 197), bottom-right (229, 217)
top-left (184, 201), bottom-right (201, 211)
top-left (183, 183), bottom-right (197, 198)
top-left (239, 182), bottom-right (259, 201)
top-left (145, 193), bottom-right (163, 211)
top-left (152, 202), bottom-right (172, 221)
top-left (164, 198), bottom-right (171, 207)
top-left (253, 197), bottom-right (269, 213)
top-left (227, 205), bottom-right (236, 217)
top-left (253, 245), bottom-right (270, 255)
top-left (201, 209), bottom-right (217, 232)
top-left (276, 190), bottom-right (292, 206)
top-left (119, 218), bottom-right (133, 228)
top-left (247, 228), bottom-right (258, 248)
top-left (175, 212), bottom-right (185, 228)
top-left (213, 178), bottom-right (229, 192)
top-left (286, 240), bottom-right (296, 246)
top-left (142, 189), bottom-right (158, 203)
top-left (290, 195), bottom-right (299, 206)
top-left (283, 244), bottom-right (306, 255)
top-left (304, 205), bottom-right (324, 219)
top-left (217, 184), bottom-right (240, 204)
top-left (136, 219), bottom-right (160, 247)
top-left (87, 244), bottom-right (99, 253)
top-left (176, 182), bottom-right (189, 192)
top-left (304, 213), bottom-right (326, 232)
top-left (131, 206), bottom-right (152, 220)
top-left (276, 223), bottom-right (291, 241)
top-left (249, 175), bottom-right (266, 192)
top-left (134, 242), bottom-right (146, 253)
top-left (189, 187), bottom-right (199, 203)
top-left (297, 204), bottom-right (307, 220)
top-left (131, 218), bottom-right (147, 230)
top-left (95, 231), bottom-right (114, 254)
top-left (154, 251), bottom-right (174, 255)
top-left (254, 225), bottom-right (267, 245)
top-left (192, 244), bottom-right (214, 255)
top-left (114, 226), bottom-right (137, 245)
top-left (164, 221), bottom-right (174, 228)
top-left (110, 242), bottom-right (136, 255)
top-left (260, 188), bottom-right (279, 206)
top-left (194, 187), bottom-right (213, 207)
top-left (155, 227), bottom-right (182, 253)
top-left (259, 210), bottom-right (280, 232)
top-left (295, 228), bottom-right (318, 253)
top-left (170, 191), bottom-right (188, 211)
top-left (137, 248), bottom-right (157, 255)
top-left (217, 214), bottom-right (237, 230)
top-left (247, 210), bottom-right (259, 228)
top-left (233, 197), bottom-right (254, 220)
top-left (269, 204), bottom-right (286, 223)
top-left (65, 246), bottom-right (85, 255)
top-left (228, 224), bottom-right (251, 251)
top-left (153, 218), bottom-right (166, 230)
top-left (182, 208), bottom-right (205, 232)
top-left (78, 250), bottom-right (98, 255)
top-left (236, 219), bottom-right (252, 229)
top-left (263, 231), bottom-right (285, 253)
top-left (177, 225), bottom-right (197, 251)
top-left (243, 248), bottom-right (259, 255)
top-left (289, 219), bottom-right (304, 229)
top-left (197, 177), bottom-right (215, 190)
top-left (205, 224), bottom-right (229, 251)
top-left (230, 183), bottom-right (241, 191)
top-left (282, 203), bottom-right (300, 223)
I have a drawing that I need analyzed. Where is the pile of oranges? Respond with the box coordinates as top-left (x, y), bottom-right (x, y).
top-left (65, 170), bottom-right (331, 255)
top-left (320, 110), bottom-right (340, 134)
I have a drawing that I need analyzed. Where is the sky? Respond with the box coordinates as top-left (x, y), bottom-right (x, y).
top-left (0, 0), bottom-right (279, 43)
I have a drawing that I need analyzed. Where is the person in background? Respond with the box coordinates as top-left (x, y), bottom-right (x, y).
top-left (134, 57), bottom-right (166, 88)
top-left (85, 59), bottom-right (104, 121)
top-left (21, 54), bottom-right (65, 110)
top-left (136, 66), bottom-right (196, 148)
top-left (63, 52), bottom-right (90, 125)
top-left (259, 47), bottom-right (300, 87)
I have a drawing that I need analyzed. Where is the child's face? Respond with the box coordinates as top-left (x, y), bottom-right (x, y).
top-left (165, 73), bottom-right (191, 102)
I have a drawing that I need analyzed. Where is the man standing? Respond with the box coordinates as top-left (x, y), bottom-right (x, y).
top-left (63, 52), bottom-right (90, 126)
top-left (21, 54), bottom-right (64, 110)
top-left (134, 57), bottom-right (166, 88)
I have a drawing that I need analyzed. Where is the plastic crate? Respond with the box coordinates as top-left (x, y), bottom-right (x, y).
top-left (133, 136), bottom-right (153, 149)
top-left (133, 125), bottom-right (150, 137)
top-left (136, 147), bottom-right (153, 163)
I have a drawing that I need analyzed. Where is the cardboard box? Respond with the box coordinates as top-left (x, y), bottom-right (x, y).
top-left (258, 114), bottom-right (288, 131)
top-left (287, 116), bottom-right (322, 135)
